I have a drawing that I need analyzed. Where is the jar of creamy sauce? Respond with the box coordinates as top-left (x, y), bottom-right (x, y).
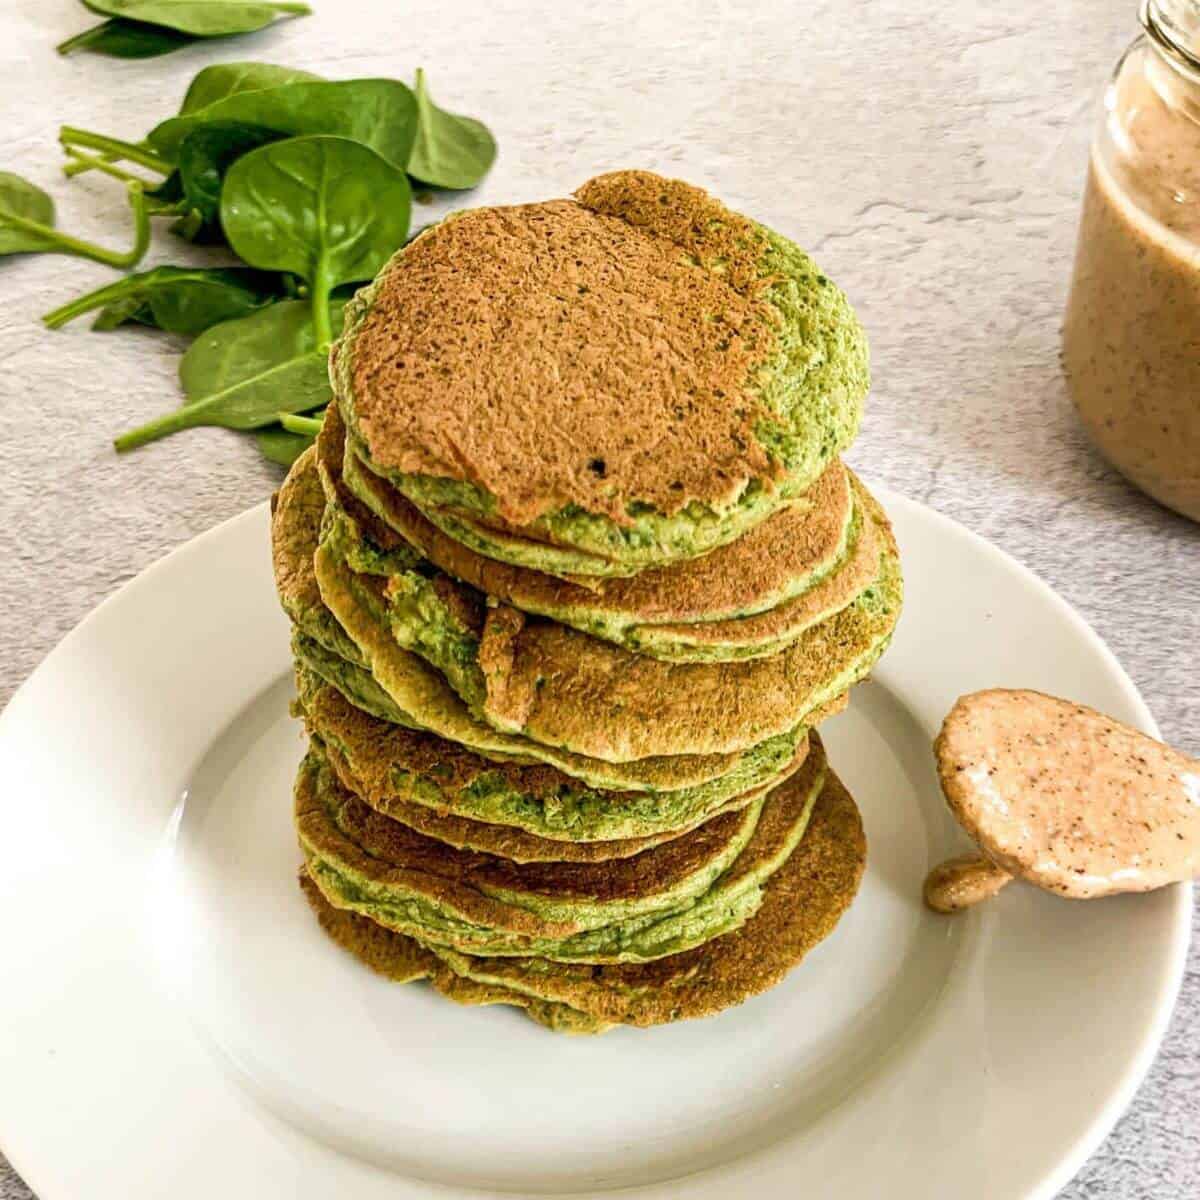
top-left (1062, 0), bottom-right (1200, 522)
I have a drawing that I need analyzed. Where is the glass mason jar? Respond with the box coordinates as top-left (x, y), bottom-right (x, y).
top-left (1062, 0), bottom-right (1200, 522)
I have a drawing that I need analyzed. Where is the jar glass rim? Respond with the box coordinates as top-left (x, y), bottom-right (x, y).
top-left (1142, 0), bottom-right (1200, 78)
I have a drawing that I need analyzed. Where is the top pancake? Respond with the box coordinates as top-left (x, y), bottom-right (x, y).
top-left (332, 170), bottom-right (869, 573)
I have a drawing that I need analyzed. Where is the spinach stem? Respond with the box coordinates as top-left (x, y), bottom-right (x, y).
top-left (3, 182), bottom-right (150, 269)
top-left (144, 195), bottom-right (187, 217)
top-left (279, 411), bottom-right (325, 435)
top-left (62, 149), bottom-right (147, 186)
top-left (59, 128), bottom-right (170, 176)
top-left (114, 407), bottom-right (198, 453)
top-left (65, 152), bottom-right (120, 180)
top-left (311, 259), bottom-right (334, 351)
top-left (43, 274), bottom-right (140, 329)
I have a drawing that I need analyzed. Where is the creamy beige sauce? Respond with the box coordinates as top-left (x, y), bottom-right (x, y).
top-left (1062, 52), bottom-right (1200, 522)
top-left (934, 689), bottom-right (1200, 902)
top-left (923, 854), bottom-right (1011, 914)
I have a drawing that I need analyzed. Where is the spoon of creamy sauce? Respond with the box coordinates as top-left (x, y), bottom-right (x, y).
top-left (924, 689), bottom-right (1200, 914)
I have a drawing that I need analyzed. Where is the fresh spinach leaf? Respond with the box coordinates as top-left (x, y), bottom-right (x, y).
top-left (58, 73), bottom-right (415, 205)
top-left (148, 79), bottom-right (418, 169)
top-left (59, 63), bottom-right (318, 185)
top-left (407, 68), bottom-right (496, 190)
top-left (0, 173), bottom-right (150, 267)
top-left (255, 425), bottom-right (314, 465)
top-left (57, 17), bottom-right (194, 56)
top-left (81, 1), bottom-right (311, 37)
top-left (180, 61), bottom-right (322, 114)
top-left (114, 298), bottom-right (345, 450)
top-left (0, 174), bottom-right (56, 253)
top-left (43, 265), bottom-right (286, 333)
top-left (220, 135), bottom-right (409, 347)
top-left (175, 122), bottom-right (281, 239)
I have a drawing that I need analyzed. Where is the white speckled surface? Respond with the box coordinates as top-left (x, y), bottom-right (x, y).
top-left (0, 1), bottom-right (1197, 1195)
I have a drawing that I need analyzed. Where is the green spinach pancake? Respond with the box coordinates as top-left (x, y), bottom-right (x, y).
top-left (299, 872), bottom-right (612, 1033)
top-left (317, 403), bottom-right (883, 663)
top-left (297, 741), bottom-right (768, 940)
top-left (290, 622), bottom-right (836, 799)
top-left (273, 166), bottom-right (894, 1036)
top-left (271, 445), bottom-right (365, 667)
top-left (275, 450), bottom-right (838, 794)
top-left (300, 749), bottom-right (865, 1030)
top-left (297, 669), bottom-right (812, 849)
top-left (300, 735), bottom-right (829, 963)
top-left (313, 492), bottom-right (901, 762)
top-left (276, 452), bottom-right (850, 791)
top-left (330, 170), bottom-right (869, 576)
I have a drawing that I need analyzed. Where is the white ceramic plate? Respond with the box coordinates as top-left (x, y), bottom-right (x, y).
top-left (0, 487), bottom-right (1189, 1200)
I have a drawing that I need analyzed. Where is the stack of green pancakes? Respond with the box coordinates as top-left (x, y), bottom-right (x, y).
top-left (270, 170), bottom-right (902, 1034)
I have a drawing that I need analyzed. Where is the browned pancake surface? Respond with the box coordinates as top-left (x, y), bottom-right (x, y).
top-left (337, 173), bottom-right (783, 525)
top-left (300, 752), bottom-right (866, 1027)
top-left (298, 872), bottom-right (607, 1033)
top-left (322, 740), bottom-right (776, 863)
top-left (473, 579), bottom-right (886, 760)
top-left (304, 678), bottom-right (809, 848)
top-left (296, 748), bottom-right (782, 941)
top-left (331, 398), bottom-right (853, 627)
top-left (271, 445), bottom-right (325, 620)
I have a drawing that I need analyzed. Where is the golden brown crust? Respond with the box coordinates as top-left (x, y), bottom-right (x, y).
top-left (298, 750), bottom-right (866, 1028)
top-left (511, 759), bottom-right (866, 1026)
top-left (641, 474), bottom-right (881, 650)
top-left (287, 447), bottom-right (849, 790)
top-left (295, 746), bottom-right (777, 938)
top-left (299, 870), bottom-right (606, 1031)
top-left (472, 568), bottom-right (887, 761)
top-left (330, 393), bottom-right (857, 632)
top-left (302, 865), bottom-right (436, 981)
top-left (302, 678), bottom-right (809, 849)
top-left (298, 868), bottom-right (604, 1027)
top-left (322, 741), bottom-right (705, 862)
top-left (311, 534), bottom-right (793, 791)
top-left (270, 446), bottom-right (325, 621)
top-left (575, 170), bottom-right (770, 297)
top-left (338, 174), bottom-right (782, 525)
top-left (313, 419), bottom-right (894, 762)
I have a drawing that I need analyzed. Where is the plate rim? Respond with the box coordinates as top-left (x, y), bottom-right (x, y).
top-left (0, 485), bottom-right (1191, 1200)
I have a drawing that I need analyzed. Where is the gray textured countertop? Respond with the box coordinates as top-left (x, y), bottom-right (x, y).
top-left (1, 1), bottom-right (1197, 1196)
